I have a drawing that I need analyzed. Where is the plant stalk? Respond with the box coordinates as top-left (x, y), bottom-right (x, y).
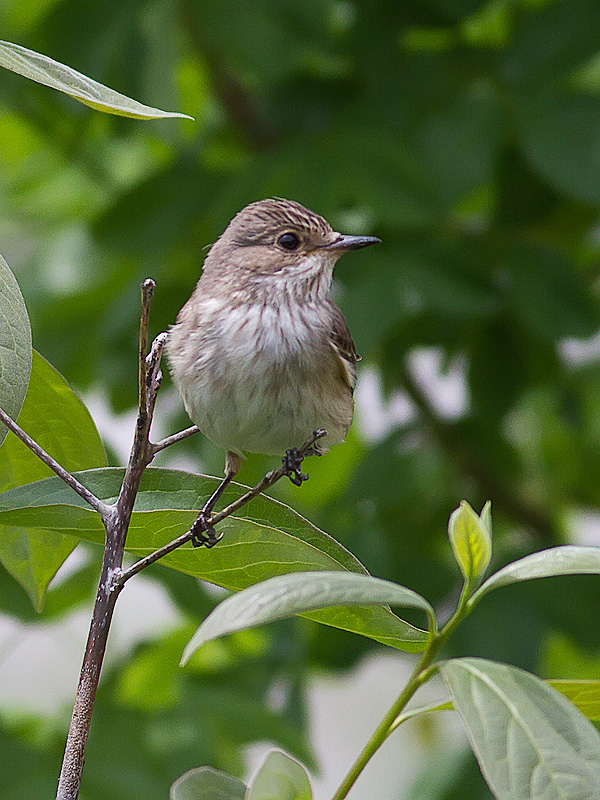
top-left (330, 593), bottom-right (470, 800)
top-left (329, 648), bottom-right (435, 800)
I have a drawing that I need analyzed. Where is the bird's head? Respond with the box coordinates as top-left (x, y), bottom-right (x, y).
top-left (203, 198), bottom-right (380, 287)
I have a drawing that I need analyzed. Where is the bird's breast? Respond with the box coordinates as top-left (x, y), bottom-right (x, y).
top-left (167, 296), bottom-right (350, 456)
top-left (211, 300), bottom-right (326, 365)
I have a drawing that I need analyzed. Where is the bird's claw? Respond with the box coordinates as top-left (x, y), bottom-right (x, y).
top-left (282, 448), bottom-right (309, 486)
top-left (190, 512), bottom-right (222, 548)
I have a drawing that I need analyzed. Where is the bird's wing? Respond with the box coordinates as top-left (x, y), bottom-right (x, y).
top-left (328, 302), bottom-right (360, 394)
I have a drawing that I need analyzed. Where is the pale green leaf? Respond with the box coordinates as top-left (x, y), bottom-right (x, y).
top-left (440, 658), bottom-right (600, 800)
top-left (546, 681), bottom-right (600, 723)
top-left (399, 681), bottom-right (600, 726)
top-left (448, 500), bottom-right (492, 590)
top-left (512, 92), bottom-right (600, 207)
top-left (170, 767), bottom-right (246, 800)
top-left (0, 468), bottom-right (428, 651)
top-left (470, 546), bottom-right (600, 609)
top-left (0, 40), bottom-right (193, 120)
top-left (480, 500), bottom-right (492, 536)
top-left (0, 253), bottom-right (31, 447)
top-left (0, 351), bottom-right (106, 610)
top-left (400, 678), bottom-right (600, 727)
top-left (246, 751), bottom-right (312, 800)
top-left (181, 571), bottom-right (435, 665)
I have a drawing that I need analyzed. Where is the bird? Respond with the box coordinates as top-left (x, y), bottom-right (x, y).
top-left (166, 198), bottom-right (380, 546)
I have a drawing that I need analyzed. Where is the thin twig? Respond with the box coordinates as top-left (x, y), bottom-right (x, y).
top-left (138, 279), bottom-right (155, 419)
top-left (145, 332), bottom-right (167, 422)
top-left (212, 429), bottom-right (326, 525)
top-left (117, 429), bottom-right (327, 585)
top-left (116, 333), bottom-right (166, 519)
top-left (209, 469), bottom-right (281, 525)
top-left (0, 406), bottom-right (109, 519)
top-left (152, 425), bottom-right (199, 455)
top-left (116, 529), bottom-right (193, 584)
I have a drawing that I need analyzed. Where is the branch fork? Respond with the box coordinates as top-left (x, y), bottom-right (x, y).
top-left (0, 278), bottom-right (323, 799)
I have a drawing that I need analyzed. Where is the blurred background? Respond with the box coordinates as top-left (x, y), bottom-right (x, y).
top-left (2, 0), bottom-right (600, 797)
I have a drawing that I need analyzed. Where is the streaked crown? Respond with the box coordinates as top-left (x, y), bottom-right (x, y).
top-left (202, 198), bottom-right (338, 277)
top-left (200, 198), bottom-right (380, 290)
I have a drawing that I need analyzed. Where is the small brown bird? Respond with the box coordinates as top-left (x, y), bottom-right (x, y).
top-left (167, 198), bottom-right (380, 546)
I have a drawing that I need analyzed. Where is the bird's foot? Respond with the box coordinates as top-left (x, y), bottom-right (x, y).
top-left (282, 448), bottom-right (309, 486)
top-left (190, 511), bottom-right (222, 548)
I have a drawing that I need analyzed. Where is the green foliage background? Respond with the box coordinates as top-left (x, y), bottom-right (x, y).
top-left (2, 0), bottom-right (600, 797)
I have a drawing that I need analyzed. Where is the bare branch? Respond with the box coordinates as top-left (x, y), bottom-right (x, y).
top-left (151, 425), bottom-right (199, 455)
top-left (0, 405), bottom-right (110, 519)
top-left (138, 279), bottom-right (155, 420)
top-left (145, 332), bottom-right (168, 421)
top-left (117, 429), bottom-right (327, 585)
top-left (116, 529), bottom-right (193, 584)
top-left (117, 323), bottom-right (165, 518)
top-left (57, 279), bottom-right (163, 800)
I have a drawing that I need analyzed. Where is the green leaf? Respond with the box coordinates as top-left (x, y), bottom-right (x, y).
top-left (546, 681), bottom-right (600, 723)
top-left (448, 501), bottom-right (492, 592)
top-left (470, 546), bottom-right (600, 610)
top-left (412, 83), bottom-right (501, 206)
top-left (170, 767), bottom-right (246, 800)
top-left (180, 571), bottom-right (435, 665)
top-left (440, 658), bottom-right (600, 800)
top-left (503, 243), bottom-right (597, 341)
top-left (502, 0), bottom-right (600, 87)
top-left (0, 468), bottom-right (428, 651)
top-left (512, 91), bottom-right (600, 206)
top-left (0, 40), bottom-right (193, 120)
top-left (397, 681), bottom-right (600, 725)
top-left (0, 351), bottom-right (106, 610)
top-left (0, 253), bottom-right (31, 447)
top-left (246, 751), bottom-right (311, 800)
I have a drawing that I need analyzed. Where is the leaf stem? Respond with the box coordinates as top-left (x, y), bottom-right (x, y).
top-left (151, 425), bottom-right (199, 454)
top-left (330, 647), bottom-right (436, 800)
top-left (387, 698), bottom-right (453, 735)
top-left (330, 592), bottom-right (471, 800)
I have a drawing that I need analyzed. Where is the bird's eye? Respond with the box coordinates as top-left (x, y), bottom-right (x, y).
top-left (277, 232), bottom-right (301, 250)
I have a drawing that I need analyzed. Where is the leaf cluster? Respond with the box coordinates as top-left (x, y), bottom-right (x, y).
top-left (164, 503), bottom-right (600, 800)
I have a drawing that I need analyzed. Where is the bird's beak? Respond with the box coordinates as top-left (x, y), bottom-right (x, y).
top-left (320, 234), bottom-right (382, 252)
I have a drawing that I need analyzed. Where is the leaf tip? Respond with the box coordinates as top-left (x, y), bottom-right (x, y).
top-left (448, 500), bottom-right (493, 590)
